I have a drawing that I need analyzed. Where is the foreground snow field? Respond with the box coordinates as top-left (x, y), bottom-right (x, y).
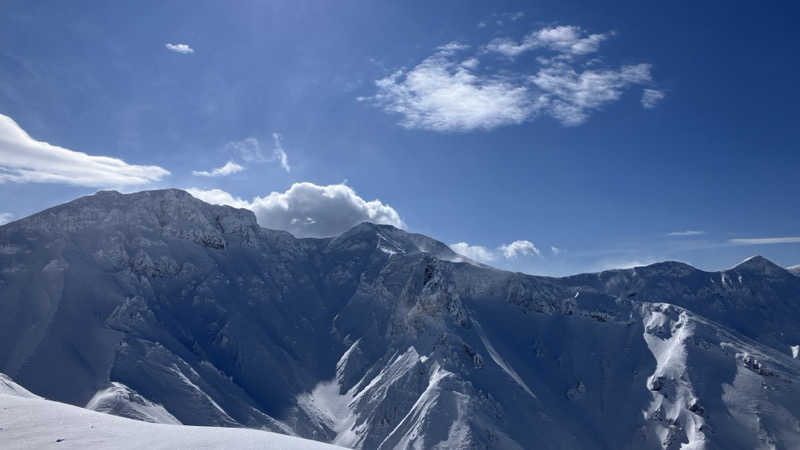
top-left (0, 374), bottom-right (344, 450)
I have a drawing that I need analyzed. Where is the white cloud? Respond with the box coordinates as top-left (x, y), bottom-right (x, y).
top-left (460, 58), bottom-right (480, 69)
top-left (165, 43), bottom-right (194, 54)
top-left (487, 26), bottom-right (610, 58)
top-left (596, 258), bottom-right (659, 271)
top-left (641, 88), bottom-right (665, 109)
top-left (0, 212), bottom-right (13, 225)
top-left (271, 133), bottom-right (291, 172)
top-left (550, 246), bottom-right (561, 255)
top-left (365, 43), bottom-right (535, 132)
top-left (499, 240), bottom-right (540, 258)
top-left (530, 63), bottom-right (653, 126)
top-left (364, 26), bottom-right (659, 131)
top-left (224, 136), bottom-right (290, 173)
top-left (0, 114), bottom-right (169, 187)
top-left (187, 182), bottom-right (404, 238)
top-left (185, 188), bottom-right (251, 209)
top-left (450, 239), bottom-right (542, 263)
top-left (192, 161), bottom-right (244, 177)
top-left (477, 21), bottom-right (487, 29)
top-left (667, 230), bottom-right (705, 236)
top-left (438, 41), bottom-right (470, 52)
top-left (450, 242), bottom-right (496, 263)
top-left (730, 237), bottom-right (800, 245)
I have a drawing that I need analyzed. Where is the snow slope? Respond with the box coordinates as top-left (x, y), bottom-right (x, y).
top-left (85, 382), bottom-right (181, 424)
top-left (0, 373), bottom-right (345, 450)
top-left (2, 189), bottom-right (800, 449)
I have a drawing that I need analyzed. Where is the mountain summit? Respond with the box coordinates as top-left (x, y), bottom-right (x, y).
top-left (1, 189), bottom-right (800, 449)
top-left (729, 255), bottom-right (792, 277)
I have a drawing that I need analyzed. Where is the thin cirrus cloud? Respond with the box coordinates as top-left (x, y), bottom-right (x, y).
top-left (270, 133), bottom-right (290, 172)
top-left (0, 113), bottom-right (169, 187)
top-left (596, 258), bottom-right (659, 271)
top-left (641, 89), bottom-right (666, 109)
top-left (187, 182), bottom-right (404, 238)
top-left (165, 43), bottom-right (194, 54)
top-left (192, 161), bottom-right (244, 177)
top-left (450, 239), bottom-right (542, 263)
top-left (362, 25), bottom-right (663, 132)
top-left (224, 135), bottom-right (290, 173)
top-left (729, 237), bottom-right (800, 245)
top-left (667, 230), bottom-right (705, 236)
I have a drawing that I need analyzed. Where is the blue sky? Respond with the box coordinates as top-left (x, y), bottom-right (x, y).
top-left (1, 0), bottom-right (799, 275)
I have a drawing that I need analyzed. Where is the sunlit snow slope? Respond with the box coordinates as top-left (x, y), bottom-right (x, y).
top-left (0, 373), bottom-right (344, 450)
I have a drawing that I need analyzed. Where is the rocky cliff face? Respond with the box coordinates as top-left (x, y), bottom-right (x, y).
top-left (1, 189), bottom-right (799, 449)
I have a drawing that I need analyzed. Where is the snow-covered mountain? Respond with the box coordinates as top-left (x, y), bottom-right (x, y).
top-left (788, 264), bottom-right (800, 277)
top-left (1, 189), bottom-right (800, 449)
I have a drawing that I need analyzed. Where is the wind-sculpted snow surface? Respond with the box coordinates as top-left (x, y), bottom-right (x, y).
top-left (1, 189), bottom-right (800, 449)
top-left (0, 373), bottom-right (346, 450)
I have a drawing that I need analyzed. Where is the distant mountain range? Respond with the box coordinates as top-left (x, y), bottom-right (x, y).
top-left (1, 189), bottom-right (799, 449)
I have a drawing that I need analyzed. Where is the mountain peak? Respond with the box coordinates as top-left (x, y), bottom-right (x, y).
top-left (786, 264), bottom-right (800, 277)
top-left (638, 260), bottom-right (699, 275)
top-left (728, 255), bottom-right (788, 276)
top-left (328, 221), bottom-right (471, 264)
top-left (5, 189), bottom-right (259, 242)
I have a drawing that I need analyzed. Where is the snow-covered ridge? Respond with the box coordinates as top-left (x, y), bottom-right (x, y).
top-left (2, 189), bottom-right (800, 449)
top-left (86, 382), bottom-right (180, 424)
top-left (3, 189), bottom-right (260, 248)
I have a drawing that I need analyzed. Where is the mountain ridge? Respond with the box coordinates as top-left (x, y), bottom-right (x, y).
top-left (2, 189), bottom-right (800, 449)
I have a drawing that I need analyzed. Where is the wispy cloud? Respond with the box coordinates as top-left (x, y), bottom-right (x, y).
top-left (363, 25), bottom-right (660, 131)
top-left (550, 246), bottom-right (561, 255)
top-left (165, 43), bottom-right (194, 54)
top-left (530, 62), bottom-right (653, 126)
top-left (271, 133), bottom-right (290, 172)
top-left (0, 113), bottom-right (169, 187)
top-left (667, 230), bottom-right (705, 236)
top-left (730, 237), bottom-right (800, 245)
top-left (641, 88), bottom-right (665, 109)
top-left (187, 182), bottom-right (403, 238)
top-left (192, 161), bottom-right (244, 177)
top-left (499, 240), bottom-right (540, 258)
top-left (595, 258), bottom-right (660, 271)
top-left (492, 11), bottom-right (526, 28)
top-left (486, 26), bottom-right (610, 58)
top-left (224, 135), bottom-right (290, 173)
top-left (449, 242), bottom-right (496, 263)
top-left (226, 138), bottom-right (263, 163)
top-left (0, 212), bottom-right (13, 225)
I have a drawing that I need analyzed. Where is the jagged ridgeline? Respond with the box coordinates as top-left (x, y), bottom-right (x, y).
top-left (1, 189), bottom-right (799, 449)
